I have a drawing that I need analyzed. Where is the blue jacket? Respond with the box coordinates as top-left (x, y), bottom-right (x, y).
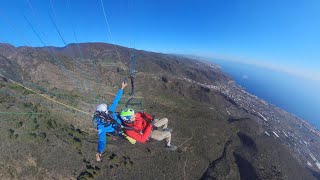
top-left (97, 89), bottom-right (123, 154)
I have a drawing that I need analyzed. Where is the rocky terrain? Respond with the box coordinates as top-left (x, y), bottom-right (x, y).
top-left (0, 42), bottom-right (319, 179)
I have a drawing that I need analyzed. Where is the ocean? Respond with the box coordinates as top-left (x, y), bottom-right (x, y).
top-left (209, 59), bottom-right (320, 130)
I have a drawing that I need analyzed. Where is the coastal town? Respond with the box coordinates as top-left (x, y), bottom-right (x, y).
top-left (181, 70), bottom-right (320, 173)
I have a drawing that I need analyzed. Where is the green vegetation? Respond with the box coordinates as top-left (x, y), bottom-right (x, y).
top-left (60, 124), bottom-right (88, 153)
top-left (46, 119), bottom-right (57, 130)
top-left (29, 132), bottom-right (37, 138)
top-left (16, 121), bottom-right (23, 128)
top-left (78, 171), bottom-right (94, 180)
top-left (32, 124), bottom-right (40, 130)
top-left (107, 154), bottom-right (134, 170)
top-left (77, 161), bottom-right (101, 180)
top-left (39, 132), bottom-right (47, 139)
top-left (23, 102), bottom-right (33, 108)
top-left (50, 90), bottom-right (87, 107)
top-left (8, 129), bottom-right (14, 138)
top-left (99, 59), bottom-right (115, 67)
top-left (33, 118), bottom-right (38, 124)
top-left (8, 84), bottom-right (25, 91)
top-left (8, 84), bottom-right (35, 95)
top-left (41, 80), bottom-right (49, 85)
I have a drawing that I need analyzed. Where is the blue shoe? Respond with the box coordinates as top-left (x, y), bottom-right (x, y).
top-left (165, 145), bottom-right (177, 151)
top-left (163, 128), bottom-right (173, 133)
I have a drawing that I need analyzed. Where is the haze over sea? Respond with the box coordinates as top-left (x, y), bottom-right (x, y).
top-left (209, 59), bottom-right (320, 130)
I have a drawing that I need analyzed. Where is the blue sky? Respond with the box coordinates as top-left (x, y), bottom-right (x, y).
top-left (0, 0), bottom-right (320, 79)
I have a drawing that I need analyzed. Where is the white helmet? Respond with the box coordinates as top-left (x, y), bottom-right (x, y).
top-left (96, 104), bottom-right (108, 112)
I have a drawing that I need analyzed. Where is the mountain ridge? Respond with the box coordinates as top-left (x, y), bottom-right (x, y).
top-left (0, 42), bottom-right (319, 179)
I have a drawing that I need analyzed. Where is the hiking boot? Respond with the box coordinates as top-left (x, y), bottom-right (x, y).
top-left (163, 128), bottom-right (173, 133)
top-left (165, 145), bottom-right (177, 151)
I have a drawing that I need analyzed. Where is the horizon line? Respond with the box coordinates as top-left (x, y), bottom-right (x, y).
top-left (196, 53), bottom-right (320, 82)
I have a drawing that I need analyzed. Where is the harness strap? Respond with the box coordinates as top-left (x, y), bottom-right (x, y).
top-left (95, 111), bottom-right (141, 133)
top-left (123, 125), bottom-right (141, 133)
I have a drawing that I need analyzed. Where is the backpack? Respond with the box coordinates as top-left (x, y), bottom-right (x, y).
top-left (92, 111), bottom-right (118, 129)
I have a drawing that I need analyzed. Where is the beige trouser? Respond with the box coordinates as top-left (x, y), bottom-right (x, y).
top-left (150, 118), bottom-right (171, 146)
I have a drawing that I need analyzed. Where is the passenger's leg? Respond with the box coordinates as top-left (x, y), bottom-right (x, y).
top-left (153, 118), bottom-right (168, 129)
top-left (150, 130), bottom-right (171, 146)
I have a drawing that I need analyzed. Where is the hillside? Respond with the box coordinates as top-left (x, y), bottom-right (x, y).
top-left (0, 42), bottom-right (319, 179)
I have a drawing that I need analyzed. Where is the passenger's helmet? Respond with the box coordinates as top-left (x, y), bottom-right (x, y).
top-left (120, 108), bottom-right (135, 121)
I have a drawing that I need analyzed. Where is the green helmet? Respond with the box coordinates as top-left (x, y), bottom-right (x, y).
top-left (120, 108), bottom-right (135, 121)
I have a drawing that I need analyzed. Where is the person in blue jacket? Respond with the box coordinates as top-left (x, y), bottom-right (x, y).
top-left (95, 81), bottom-right (127, 161)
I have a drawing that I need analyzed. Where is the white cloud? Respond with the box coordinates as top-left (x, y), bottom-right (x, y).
top-left (205, 54), bottom-right (320, 82)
